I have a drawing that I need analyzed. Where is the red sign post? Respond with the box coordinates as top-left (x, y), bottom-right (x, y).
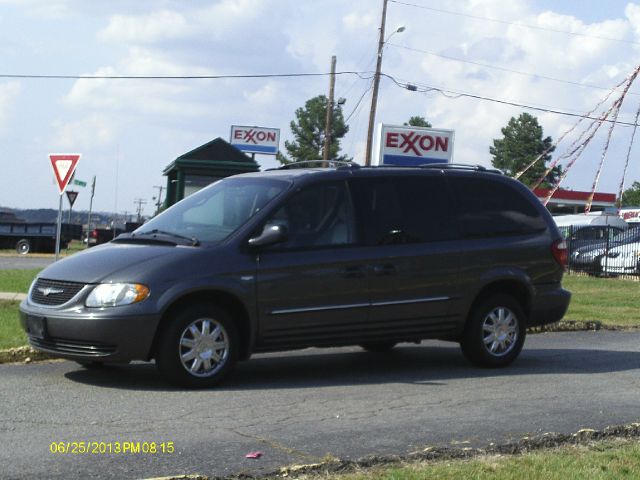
top-left (49, 153), bottom-right (81, 260)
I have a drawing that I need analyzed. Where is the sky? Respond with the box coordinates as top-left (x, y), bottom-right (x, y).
top-left (2, 0), bottom-right (640, 216)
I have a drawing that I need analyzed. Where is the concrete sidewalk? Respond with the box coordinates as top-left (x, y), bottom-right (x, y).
top-left (0, 292), bottom-right (26, 301)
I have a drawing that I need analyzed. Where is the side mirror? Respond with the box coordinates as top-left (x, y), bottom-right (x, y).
top-left (248, 224), bottom-right (288, 248)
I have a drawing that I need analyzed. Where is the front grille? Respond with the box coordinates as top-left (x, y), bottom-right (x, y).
top-left (30, 278), bottom-right (86, 306)
top-left (30, 337), bottom-right (116, 356)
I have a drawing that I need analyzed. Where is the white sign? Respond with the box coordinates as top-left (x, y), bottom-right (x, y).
top-left (375, 124), bottom-right (455, 166)
top-left (230, 125), bottom-right (280, 155)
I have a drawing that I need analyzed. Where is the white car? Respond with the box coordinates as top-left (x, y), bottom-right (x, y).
top-left (601, 241), bottom-right (640, 275)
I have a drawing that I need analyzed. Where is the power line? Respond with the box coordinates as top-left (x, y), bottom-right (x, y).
top-left (345, 83), bottom-right (374, 123)
top-left (389, 0), bottom-right (640, 46)
top-left (387, 43), bottom-right (640, 97)
top-left (0, 71), bottom-right (374, 80)
top-left (381, 73), bottom-right (640, 127)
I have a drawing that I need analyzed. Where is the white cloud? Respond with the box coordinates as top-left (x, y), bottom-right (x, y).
top-left (99, 10), bottom-right (189, 44)
top-left (64, 48), bottom-right (212, 117)
top-left (0, 81), bottom-right (21, 134)
top-left (244, 82), bottom-right (280, 106)
top-left (51, 113), bottom-right (117, 150)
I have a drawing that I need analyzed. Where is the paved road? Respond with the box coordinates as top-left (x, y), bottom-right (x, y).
top-left (0, 255), bottom-right (53, 270)
top-left (1, 331), bottom-right (639, 479)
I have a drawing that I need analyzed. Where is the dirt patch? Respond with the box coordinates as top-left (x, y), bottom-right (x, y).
top-left (0, 346), bottom-right (52, 364)
top-left (528, 319), bottom-right (640, 334)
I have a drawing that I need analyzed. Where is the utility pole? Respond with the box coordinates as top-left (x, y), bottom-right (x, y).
top-left (323, 55), bottom-right (337, 164)
top-left (86, 176), bottom-right (96, 248)
top-left (365, 0), bottom-right (388, 166)
top-left (153, 185), bottom-right (165, 215)
top-left (134, 198), bottom-right (147, 222)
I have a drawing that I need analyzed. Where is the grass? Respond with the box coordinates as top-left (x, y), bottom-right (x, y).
top-left (0, 301), bottom-right (26, 349)
top-left (334, 440), bottom-right (640, 480)
top-left (0, 268), bottom-right (41, 293)
top-left (563, 274), bottom-right (640, 327)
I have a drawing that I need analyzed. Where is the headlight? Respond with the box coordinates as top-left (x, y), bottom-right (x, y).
top-left (86, 283), bottom-right (150, 308)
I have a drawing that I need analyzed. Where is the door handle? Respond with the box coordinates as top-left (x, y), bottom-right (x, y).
top-left (342, 265), bottom-right (366, 278)
top-left (373, 264), bottom-right (397, 276)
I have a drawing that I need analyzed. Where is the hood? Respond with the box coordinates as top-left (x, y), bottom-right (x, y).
top-left (609, 241), bottom-right (640, 254)
top-left (36, 243), bottom-right (195, 284)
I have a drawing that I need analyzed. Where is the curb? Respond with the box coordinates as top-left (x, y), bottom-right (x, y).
top-left (0, 292), bottom-right (27, 301)
top-left (270, 423), bottom-right (640, 479)
top-left (138, 423), bottom-right (640, 480)
top-left (528, 319), bottom-right (640, 334)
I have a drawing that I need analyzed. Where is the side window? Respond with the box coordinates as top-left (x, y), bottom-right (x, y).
top-left (350, 176), bottom-right (457, 246)
top-left (609, 228), bottom-right (621, 240)
top-left (449, 176), bottom-right (546, 238)
top-left (262, 182), bottom-right (354, 249)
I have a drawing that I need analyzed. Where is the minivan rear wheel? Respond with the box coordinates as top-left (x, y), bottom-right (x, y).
top-left (155, 304), bottom-right (238, 388)
top-left (461, 294), bottom-right (526, 368)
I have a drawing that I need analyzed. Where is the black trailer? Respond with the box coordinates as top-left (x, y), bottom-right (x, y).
top-left (0, 222), bottom-right (83, 254)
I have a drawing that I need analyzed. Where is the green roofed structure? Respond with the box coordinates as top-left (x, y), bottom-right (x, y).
top-left (163, 137), bottom-right (260, 207)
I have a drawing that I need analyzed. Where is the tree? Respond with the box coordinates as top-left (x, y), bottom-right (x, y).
top-left (404, 116), bottom-right (432, 128)
top-left (490, 112), bottom-right (560, 188)
top-left (621, 181), bottom-right (640, 207)
top-left (277, 95), bottom-right (350, 164)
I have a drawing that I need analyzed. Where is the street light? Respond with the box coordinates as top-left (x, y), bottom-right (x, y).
top-left (388, 25), bottom-right (406, 40)
top-left (364, 1), bottom-right (406, 166)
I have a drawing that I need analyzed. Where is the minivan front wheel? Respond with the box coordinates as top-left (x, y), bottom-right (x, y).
top-left (156, 304), bottom-right (238, 388)
top-left (461, 294), bottom-right (526, 368)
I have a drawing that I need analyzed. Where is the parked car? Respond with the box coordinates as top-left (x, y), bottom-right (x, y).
top-left (19, 164), bottom-right (571, 387)
top-left (86, 222), bottom-right (143, 247)
top-left (600, 240), bottom-right (640, 276)
top-left (570, 227), bottom-right (640, 275)
top-left (553, 212), bottom-right (628, 234)
top-left (554, 213), bottom-right (627, 261)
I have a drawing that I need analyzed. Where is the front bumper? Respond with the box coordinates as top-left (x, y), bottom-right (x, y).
top-left (19, 302), bottom-right (161, 363)
top-left (528, 284), bottom-right (571, 327)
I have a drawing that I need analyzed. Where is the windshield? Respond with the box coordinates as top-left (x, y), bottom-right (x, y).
top-left (613, 227), bottom-right (640, 242)
top-left (137, 177), bottom-right (289, 243)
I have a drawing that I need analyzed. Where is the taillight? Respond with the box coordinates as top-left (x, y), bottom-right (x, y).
top-left (551, 239), bottom-right (568, 268)
top-left (90, 230), bottom-right (98, 238)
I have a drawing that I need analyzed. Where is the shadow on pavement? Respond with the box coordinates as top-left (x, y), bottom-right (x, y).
top-left (62, 341), bottom-right (640, 392)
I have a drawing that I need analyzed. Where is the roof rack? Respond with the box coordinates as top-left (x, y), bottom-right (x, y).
top-left (418, 163), bottom-right (504, 174)
top-left (270, 160), bottom-right (361, 171)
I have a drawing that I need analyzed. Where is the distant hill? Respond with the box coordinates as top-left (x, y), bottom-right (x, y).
top-left (0, 207), bottom-right (125, 226)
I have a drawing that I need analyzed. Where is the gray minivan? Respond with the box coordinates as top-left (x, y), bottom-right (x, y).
top-left (20, 164), bottom-right (571, 387)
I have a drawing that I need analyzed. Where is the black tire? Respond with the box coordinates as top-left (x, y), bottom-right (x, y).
top-left (360, 341), bottom-right (397, 353)
top-left (155, 303), bottom-right (239, 388)
top-left (460, 294), bottom-right (526, 368)
top-left (16, 239), bottom-right (30, 255)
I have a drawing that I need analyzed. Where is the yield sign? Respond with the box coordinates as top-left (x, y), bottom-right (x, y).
top-left (66, 190), bottom-right (78, 207)
top-left (49, 153), bottom-right (81, 195)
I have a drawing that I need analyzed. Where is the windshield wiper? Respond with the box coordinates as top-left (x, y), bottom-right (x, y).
top-left (133, 229), bottom-right (200, 246)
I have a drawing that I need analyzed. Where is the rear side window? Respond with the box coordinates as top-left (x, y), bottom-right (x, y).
top-left (449, 176), bottom-right (546, 238)
top-left (350, 176), bottom-right (456, 245)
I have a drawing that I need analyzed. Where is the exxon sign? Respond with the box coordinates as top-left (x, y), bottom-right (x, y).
top-left (376, 124), bottom-right (455, 166)
top-left (230, 125), bottom-right (280, 155)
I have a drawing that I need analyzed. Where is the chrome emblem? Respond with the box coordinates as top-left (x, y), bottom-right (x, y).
top-left (38, 287), bottom-right (64, 296)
